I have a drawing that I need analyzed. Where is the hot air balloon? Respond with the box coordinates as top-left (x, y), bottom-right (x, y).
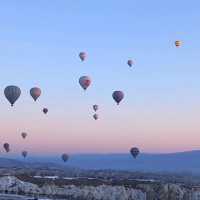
top-left (79, 76), bottom-right (91, 90)
top-left (175, 40), bottom-right (182, 47)
top-left (127, 60), bottom-right (133, 67)
top-left (130, 147), bottom-right (140, 159)
top-left (93, 105), bottom-right (98, 112)
top-left (21, 132), bottom-right (27, 139)
top-left (79, 52), bottom-right (87, 61)
top-left (22, 151), bottom-right (28, 158)
top-left (61, 153), bottom-right (69, 162)
top-left (43, 108), bottom-right (48, 114)
top-left (3, 143), bottom-right (10, 153)
top-left (93, 113), bottom-right (98, 120)
top-left (112, 91), bottom-right (124, 105)
top-left (30, 87), bottom-right (41, 101)
top-left (4, 86), bottom-right (21, 106)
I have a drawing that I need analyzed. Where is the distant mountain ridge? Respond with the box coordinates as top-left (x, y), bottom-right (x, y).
top-left (62, 150), bottom-right (200, 173)
top-left (1, 150), bottom-right (200, 173)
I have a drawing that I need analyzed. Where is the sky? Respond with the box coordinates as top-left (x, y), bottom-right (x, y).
top-left (0, 0), bottom-right (200, 155)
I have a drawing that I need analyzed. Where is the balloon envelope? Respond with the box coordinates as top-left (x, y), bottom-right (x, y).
top-left (93, 105), bottom-right (99, 112)
top-left (3, 143), bottom-right (10, 153)
top-left (4, 86), bottom-right (21, 106)
top-left (79, 52), bottom-right (87, 61)
top-left (21, 132), bottom-right (27, 139)
top-left (22, 151), bottom-right (28, 158)
top-left (175, 40), bottom-right (182, 47)
top-left (130, 147), bottom-right (140, 158)
top-left (79, 76), bottom-right (91, 90)
top-left (127, 60), bottom-right (133, 67)
top-left (43, 108), bottom-right (48, 114)
top-left (93, 113), bottom-right (98, 120)
top-left (61, 153), bottom-right (69, 162)
top-left (112, 91), bottom-right (124, 105)
top-left (30, 87), bottom-right (41, 101)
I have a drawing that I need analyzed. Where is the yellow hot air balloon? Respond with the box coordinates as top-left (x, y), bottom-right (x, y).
top-left (175, 40), bottom-right (182, 47)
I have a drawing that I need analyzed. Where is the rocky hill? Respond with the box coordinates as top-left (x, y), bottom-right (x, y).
top-left (0, 176), bottom-right (199, 200)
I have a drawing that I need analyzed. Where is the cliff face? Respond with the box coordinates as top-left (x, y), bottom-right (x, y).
top-left (0, 176), bottom-right (145, 200)
top-left (137, 183), bottom-right (190, 200)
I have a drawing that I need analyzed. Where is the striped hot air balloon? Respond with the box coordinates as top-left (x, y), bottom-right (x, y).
top-left (4, 86), bottom-right (21, 106)
top-left (175, 40), bottom-right (182, 47)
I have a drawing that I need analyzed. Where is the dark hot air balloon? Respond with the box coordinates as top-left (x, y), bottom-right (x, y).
top-left (79, 76), bottom-right (91, 90)
top-left (93, 113), bottom-right (98, 120)
top-left (22, 151), bottom-right (28, 158)
top-left (112, 91), bottom-right (124, 105)
top-left (61, 153), bottom-right (69, 162)
top-left (30, 87), bottom-right (41, 101)
top-left (130, 147), bottom-right (140, 158)
top-left (4, 86), bottom-right (21, 106)
top-left (79, 52), bottom-right (87, 61)
top-left (93, 105), bottom-right (98, 112)
top-left (127, 60), bottom-right (133, 67)
top-left (21, 132), bottom-right (27, 139)
top-left (43, 108), bottom-right (48, 114)
top-left (3, 143), bottom-right (10, 153)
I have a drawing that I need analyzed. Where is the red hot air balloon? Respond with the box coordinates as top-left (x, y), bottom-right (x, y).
top-left (130, 147), bottom-right (140, 158)
top-left (4, 86), bottom-right (21, 106)
top-left (30, 87), bottom-right (41, 101)
top-left (112, 91), bottom-right (124, 105)
top-left (22, 151), bottom-right (28, 158)
top-left (21, 132), bottom-right (27, 139)
top-left (61, 153), bottom-right (69, 162)
top-left (3, 143), bottom-right (10, 153)
top-left (79, 52), bottom-right (87, 61)
top-left (79, 76), bottom-right (91, 90)
top-left (43, 108), bottom-right (48, 114)
top-left (127, 60), bottom-right (133, 67)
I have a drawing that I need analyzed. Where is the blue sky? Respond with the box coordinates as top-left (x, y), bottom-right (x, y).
top-left (0, 0), bottom-right (200, 154)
